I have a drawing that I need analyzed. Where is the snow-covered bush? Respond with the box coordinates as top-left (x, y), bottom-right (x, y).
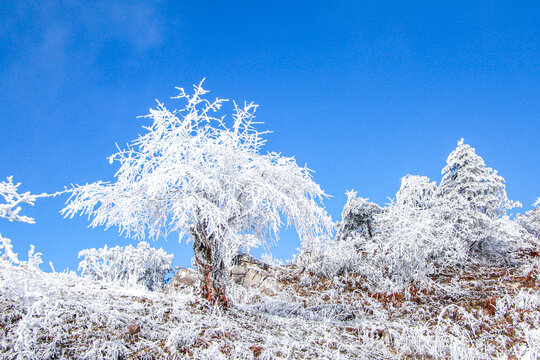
top-left (366, 176), bottom-right (467, 290)
top-left (165, 322), bottom-right (200, 355)
top-left (0, 234), bottom-right (19, 264)
top-left (78, 241), bottom-right (173, 290)
top-left (63, 81), bottom-right (332, 305)
top-left (518, 198), bottom-right (540, 241)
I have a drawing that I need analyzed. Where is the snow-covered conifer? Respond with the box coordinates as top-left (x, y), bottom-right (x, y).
top-left (63, 81), bottom-right (332, 306)
top-left (335, 191), bottom-right (380, 244)
top-left (439, 139), bottom-right (519, 219)
top-left (438, 139), bottom-right (521, 259)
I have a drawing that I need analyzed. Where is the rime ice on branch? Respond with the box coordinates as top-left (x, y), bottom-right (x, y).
top-left (0, 176), bottom-right (40, 224)
top-left (62, 81), bottom-right (333, 306)
top-left (0, 176), bottom-right (43, 264)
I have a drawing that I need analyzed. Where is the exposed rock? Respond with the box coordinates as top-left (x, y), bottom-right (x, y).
top-left (259, 285), bottom-right (275, 297)
top-left (233, 253), bottom-right (271, 271)
top-left (230, 254), bottom-right (282, 294)
top-left (172, 267), bottom-right (200, 287)
top-left (126, 324), bottom-right (140, 335)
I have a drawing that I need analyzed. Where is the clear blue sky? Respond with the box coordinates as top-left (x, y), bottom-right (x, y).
top-left (1, 1), bottom-right (538, 272)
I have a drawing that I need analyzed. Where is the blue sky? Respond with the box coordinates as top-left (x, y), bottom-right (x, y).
top-left (1, 1), bottom-right (538, 272)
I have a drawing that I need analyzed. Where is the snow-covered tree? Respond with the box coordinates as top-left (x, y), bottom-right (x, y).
top-left (335, 191), bottom-right (380, 244)
top-left (78, 241), bottom-right (173, 290)
top-left (518, 198), bottom-right (540, 241)
top-left (395, 175), bottom-right (438, 210)
top-left (439, 139), bottom-right (519, 219)
top-left (366, 175), bottom-right (467, 289)
top-left (62, 81), bottom-right (332, 306)
top-left (438, 139), bottom-right (521, 258)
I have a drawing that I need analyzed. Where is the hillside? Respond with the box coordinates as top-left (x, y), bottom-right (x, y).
top-left (1, 255), bottom-right (539, 359)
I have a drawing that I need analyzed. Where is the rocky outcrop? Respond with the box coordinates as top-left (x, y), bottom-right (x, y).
top-left (165, 255), bottom-right (285, 296)
top-left (171, 267), bottom-right (200, 288)
top-left (230, 254), bottom-right (282, 295)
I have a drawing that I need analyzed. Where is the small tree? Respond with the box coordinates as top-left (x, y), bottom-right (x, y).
top-left (439, 139), bottom-right (518, 219)
top-left (63, 82), bottom-right (332, 306)
top-left (335, 190), bottom-right (380, 244)
top-left (367, 175), bottom-right (466, 289)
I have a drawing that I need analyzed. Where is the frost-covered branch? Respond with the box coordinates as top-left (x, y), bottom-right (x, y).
top-left (0, 176), bottom-right (44, 224)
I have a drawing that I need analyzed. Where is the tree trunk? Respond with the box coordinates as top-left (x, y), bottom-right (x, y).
top-left (191, 223), bottom-right (230, 307)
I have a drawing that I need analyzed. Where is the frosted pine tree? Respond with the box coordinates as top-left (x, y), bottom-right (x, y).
top-left (439, 139), bottom-right (518, 218)
top-left (63, 81), bottom-right (332, 306)
top-left (438, 139), bottom-right (520, 258)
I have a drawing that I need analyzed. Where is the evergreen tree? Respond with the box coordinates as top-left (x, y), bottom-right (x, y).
top-left (439, 139), bottom-right (518, 219)
top-left (439, 139), bottom-right (520, 258)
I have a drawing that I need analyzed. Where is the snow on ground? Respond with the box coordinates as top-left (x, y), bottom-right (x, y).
top-left (1, 258), bottom-right (540, 359)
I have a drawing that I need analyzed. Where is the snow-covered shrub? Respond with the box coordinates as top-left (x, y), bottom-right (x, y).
top-left (518, 198), bottom-right (540, 241)
top-left (25, 245), bottom-right (43, 270)
top-left (0, 234), bottom-right (19, 264)
top-left (165, 322), bottom-right (200, 355)
top-left (310, 236), bottom-right (360, 277)
top-left (78, 241), bottom-right (173, 290)
top-left (0, 235), bottom-right (43, 269)
top-left (365, 176), bottom-right (467, 290)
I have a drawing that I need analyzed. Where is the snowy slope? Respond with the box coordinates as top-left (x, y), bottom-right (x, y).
top-left (1, 258), bottom-right (539, 359)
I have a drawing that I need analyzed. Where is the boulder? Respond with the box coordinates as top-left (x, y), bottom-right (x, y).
top-left (230, 254), bottom-right (279, 292)
top-left (126, 324), bottom-right (140, 335)
top-left (172, 267), bottom-right (200, 287)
